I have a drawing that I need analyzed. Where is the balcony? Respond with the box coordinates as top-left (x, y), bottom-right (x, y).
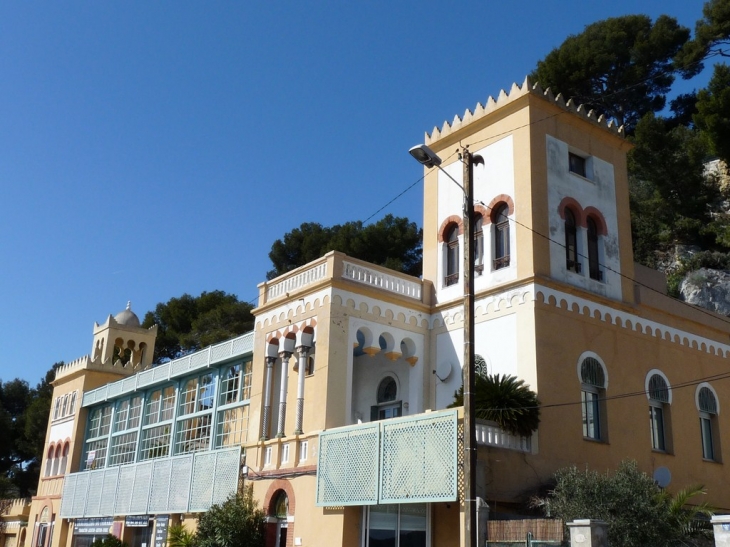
top-left (60, 446), bottom-right (241, 518)
top-left (475, 420), bottom-right (532, 452)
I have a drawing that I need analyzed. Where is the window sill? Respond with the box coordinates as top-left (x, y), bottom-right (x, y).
top-left (651, 449), bottom-right (673, 456)
top-left (569, 172), bottom-right (594, 184)
top-left (582, 436), bottom-right (607, 444)
top-left (702, 458), bottom-right (722, 464)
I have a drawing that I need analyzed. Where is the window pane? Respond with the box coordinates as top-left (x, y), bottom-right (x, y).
top-left (145, 390), bottom-right (161, 425)
top-left (369, 505), bottom-right (397, 547)
top-left (216, 406), bottom-right (250, 448)
top-left (649, 406), bottom-right (665, 451)
top-left (198, 374), bottom-right (214, 411)
top-left (161, 387), bottom-right (176, 420)
top-left (114, 400), bottom-right (130, 432)
top-left (219, 364), bottom-right (242, 405)
top-left (139, 425), bottom-right (171, 461)
top-left (128, 397), bottom-right (143, 429)
top-left (180, 379), bottom-right (198, 415)
top-left (175, 415), bottom-right (212, 454)
top-left (108, 432), bottom-right (139, 466)
top-left (241, 360), bottom-right (253, 399)
top-left (582, 391), bottom-right (600, 439)
top-left (701, 416), bottom-right (714, 460)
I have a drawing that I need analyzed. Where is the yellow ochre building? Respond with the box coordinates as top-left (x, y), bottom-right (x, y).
top-left (15, 78), bottom-right (730, 547)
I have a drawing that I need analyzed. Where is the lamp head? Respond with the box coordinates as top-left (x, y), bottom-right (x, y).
top-left (409, 144), bottom-right (442, 168)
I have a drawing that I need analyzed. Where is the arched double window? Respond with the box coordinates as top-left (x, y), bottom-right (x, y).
top-left (492, 203), bottom-right (510, 270)
top-left (444, 224), bottom-right (459, 287)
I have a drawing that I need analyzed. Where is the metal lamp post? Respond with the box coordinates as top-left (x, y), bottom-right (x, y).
top-left (409, 143), bottom-right (482, 547)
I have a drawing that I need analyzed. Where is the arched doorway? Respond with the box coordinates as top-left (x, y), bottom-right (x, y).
top-left (271, 491), bottom-right (288, 547)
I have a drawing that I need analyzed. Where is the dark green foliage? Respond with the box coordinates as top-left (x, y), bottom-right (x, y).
top-left (0, 363), bottom-right (59, 497)
top-left (450, 373), bottom-right (540, 437)
top-left (695, 63), bottom-right (730, 164)
top-left (141, 291), bottom-right (254, 363)
top-left (676, 0), bottom-right (730, 72)
top-left (267, 214), bottom-right (422, 280)
top-left (90, 535), bottom-right (127, 547)
top-left (532, 461), bottom-right (713, 547)
top-left (531, 15), bottom-right (690, 132)
top-left (628, 113), bottom-right (724, 264)
top-left (196, 486), bottom-right (266, 547)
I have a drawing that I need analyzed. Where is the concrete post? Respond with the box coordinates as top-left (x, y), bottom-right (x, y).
top-left (711, 515), bottom-right (730, 546)
top-left (567, 519), bottom-right (608, 547)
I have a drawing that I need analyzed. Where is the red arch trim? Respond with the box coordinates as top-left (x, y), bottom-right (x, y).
top-left (437, 216), bottom-right (463, 242)
top-left (483, 195), bottom-right (515, 224)
top-left (583, 206), bottom-right (608, 236)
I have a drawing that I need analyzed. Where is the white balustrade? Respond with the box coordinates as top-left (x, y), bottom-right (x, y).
top-left (342, 261), bottom-right (422, 300)
top-left (267, 262), bottom-right (328, 301)
top-left (475, 421), bottom-right (531, 452)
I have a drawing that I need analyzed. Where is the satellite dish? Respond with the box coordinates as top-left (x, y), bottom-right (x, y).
top-left (435, 361), bottom-right (453, 382)
top-left (653, 467), bottom-right (672, 488)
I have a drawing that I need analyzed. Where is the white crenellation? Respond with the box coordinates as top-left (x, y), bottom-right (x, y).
top-left (426, 77), bottom-right (625, 145)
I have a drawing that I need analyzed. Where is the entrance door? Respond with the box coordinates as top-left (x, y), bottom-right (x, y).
top-left (276, 522), bottom-right (288, 547)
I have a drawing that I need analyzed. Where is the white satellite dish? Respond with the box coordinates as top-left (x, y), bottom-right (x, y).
top-left (435, 361), bottom-right (453, 382)
top-left (653, 466), bottom-right (672, 488)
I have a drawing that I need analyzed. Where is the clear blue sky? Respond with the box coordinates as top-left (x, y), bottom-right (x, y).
top-left (0, 1), bottom-right (714, 385)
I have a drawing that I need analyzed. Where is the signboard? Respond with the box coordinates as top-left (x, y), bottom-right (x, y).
top-left (86, 451), bottom-right (96, 468)
top-left (125, 516), bottom-right (151, 528)
top-left (74, 518), bottom-right (113, 535)
top-left (154, 515), bottom-right (170, 547)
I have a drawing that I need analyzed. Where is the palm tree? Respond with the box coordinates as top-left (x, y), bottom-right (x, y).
top-left (661, 484), bottom-right (715, 545)
top-left (450, 373), bottom-right (540, 437)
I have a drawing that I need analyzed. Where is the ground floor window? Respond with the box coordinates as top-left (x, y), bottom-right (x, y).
top-left (363, 504), bottom-right (428, 547)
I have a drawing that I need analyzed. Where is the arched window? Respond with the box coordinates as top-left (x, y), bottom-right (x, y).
top-left (445, 224), bottom-right (459, 286)
top-left (53, 398), bottom-right (61, 420)
top-left (273, 491), bottom-right (289, 519)
top-left (60, 443), bottom-right (69, 475)
top-left (647, 373), bottom-right (671, 452)
top-left (565, 209), bottom-right (580, 273)
top-left (492, 203), bottom-right (510, 270)
top-left (45, 446), bottom-right (54, 477)
top-left (61, 395), bottom-right (68, 417)
top-left (69, 392), bottom-right (77, 414)
top-left (372, 376), bottom-right (401, 421)
top-left (579, 356), bottom-right (606, 440)
top-left (697, 385), bottom-right (720, 461)
top-left (474, 214), bottom-right (484, 274)
top-left (587, 217), bottom-right (601, 280)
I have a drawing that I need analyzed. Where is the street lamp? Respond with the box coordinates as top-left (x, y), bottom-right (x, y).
top-left (409, 143), bottom-right (482, 547)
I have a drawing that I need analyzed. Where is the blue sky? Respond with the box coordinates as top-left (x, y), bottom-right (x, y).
top-left (0, 1), bottom-right (714, 384)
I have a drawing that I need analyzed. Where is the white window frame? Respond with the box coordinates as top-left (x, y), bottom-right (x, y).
top-left (361, 504), bottom-right (430, 547)
top-left (299, 440), bottom-right (308, 462)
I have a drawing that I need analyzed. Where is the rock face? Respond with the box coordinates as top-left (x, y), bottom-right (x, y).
top-left (680, 268), bottom-right (730, 316)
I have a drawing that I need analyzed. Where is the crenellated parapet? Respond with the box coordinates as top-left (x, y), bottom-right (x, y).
top-left (425, 76), bottom-right (625, 145)
top-left (53, 351), bottom-right (144, 382)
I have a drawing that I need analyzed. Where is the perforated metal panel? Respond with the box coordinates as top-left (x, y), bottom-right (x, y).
top-left (137, 369), bottom-right (155, 388)
top-left (148, 459), bottom-right (172, 513)
top-left (115, 465), bottom-right (136, 515)
top-left (107, 382), bottom-right (123, 398)
top-left (380, 411), bottom-right (458, 504)
top-left (122, 376), bottom-right (137, 394)
top-left (316, 410), bottom-right (458, 506)
top-left (171, 356), bottom-right (191, 376)
top-left (153, 363), bottom-right (170, 382)
top-left (190, 350), bottom-right (209, 370)
top-left (316, 423), bottom-right (379, 506)
top-left (211, 449), bottom-right (240, 505)
top-left (60, 474), bottom-right (77, 518)
top-left (130, 462), bottom-right (153, 514)
top-left (99, 467), bottom-right (120, 516)
top-left (231, 335), bottom-right (253, 355)
top-left (211, 342), bottom-right (232, 363)
top-left (72, 473), bottom-right (89, 516)
top-left (84, 470), bottom-right (105, 516)
top-left (169, 457), bottom-right (193, 513)
top-left (189, 452), bottom-right (216, 512)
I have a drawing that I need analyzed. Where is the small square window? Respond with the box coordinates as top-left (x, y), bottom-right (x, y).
top-left (569, 153), bottom-right (586, 177)
top-left (281, 443), bottom-right (290, 464)
top-left (299, 440), bottom-right (308, 462)
top-left (264, 446), bottom-right (272, 466)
